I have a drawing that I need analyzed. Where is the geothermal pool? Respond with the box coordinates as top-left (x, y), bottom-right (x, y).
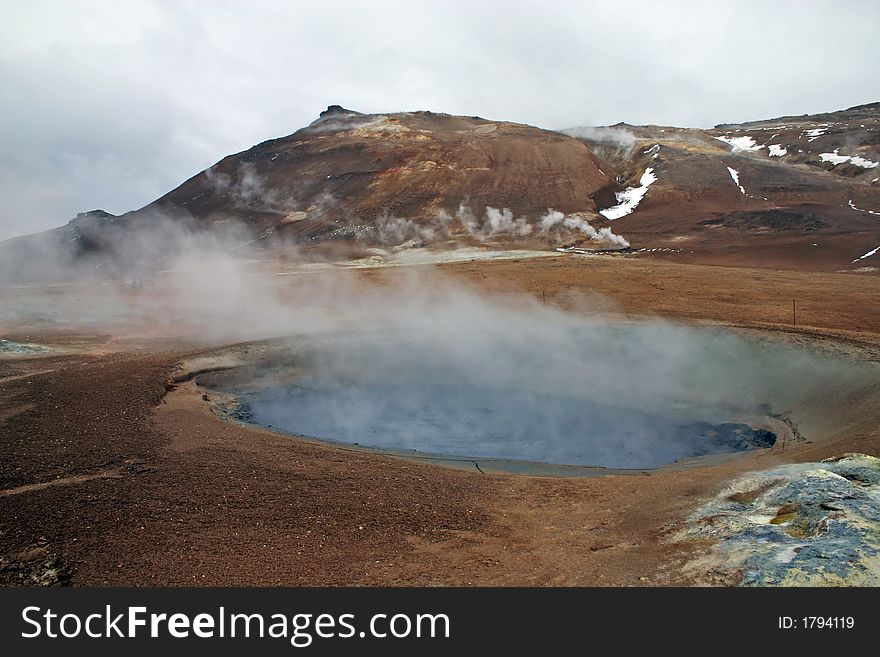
top-left (242, 381), bottom-right (776, 469)
top-left (211, 318), bottom-right (866, 471)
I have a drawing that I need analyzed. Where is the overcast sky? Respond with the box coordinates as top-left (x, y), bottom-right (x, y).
top-left (1, 0), bottom-right (878, 239)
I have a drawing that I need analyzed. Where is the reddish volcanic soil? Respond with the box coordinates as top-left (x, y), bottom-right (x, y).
top-left (1, 256), bottom-right (878, 586)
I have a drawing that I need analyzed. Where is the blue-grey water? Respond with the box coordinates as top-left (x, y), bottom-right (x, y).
top-left (242, 382), bottom-right (775, 469)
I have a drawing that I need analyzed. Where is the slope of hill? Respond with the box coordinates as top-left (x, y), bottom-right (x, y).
top-left (152, 106), bottom-right (614, 237)
top-left (565, 103), bottom-right (880, 270)
top-left (2, 103), bottom-right (879, 281)
top-left (0, 107), bottom-right (624, 282)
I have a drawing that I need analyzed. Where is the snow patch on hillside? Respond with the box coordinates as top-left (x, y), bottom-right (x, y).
top-left (850, 155), bottom-right (879, 169)
top-left (726, 167), bottom-right (745, 195)
top-left (821, 149), bottom-right (879, 168)
top-left (853, 245), bottom-right (880, 262)
top-left (849, 200), bottom-right (880, 216)
top-left (599, 168), bottom-right (657, 220)
top-left (819, 150), bottom-right (851, 165)
top-left (714, 135), bottom-right (763, 152)
top-left (767, 144), bottom-right (787, 157)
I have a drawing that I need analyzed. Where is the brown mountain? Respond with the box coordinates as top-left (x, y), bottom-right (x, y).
top-left (0, 107), bottom-right (620, 281)
top-left (2, 103), bottom-right (879, 281)
top-left (154, 106), bottom-right (614, 237)
top-left (565, 102), bottom-right (880, 270)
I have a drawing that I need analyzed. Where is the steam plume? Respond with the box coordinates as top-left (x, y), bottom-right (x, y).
top-left (538, 209), bottom-right (630, 248)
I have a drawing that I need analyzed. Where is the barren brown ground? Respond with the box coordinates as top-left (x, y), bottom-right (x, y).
top-left (1, 255), bottom-right (878, 586)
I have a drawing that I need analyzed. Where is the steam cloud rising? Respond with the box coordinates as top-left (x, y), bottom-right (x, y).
top-left (564, 126), bottom-right (638, 154)
top-left (0, 160), bottom-right (631, 288)
top-left (538, 210), bottom-right (630, 248)
top-left (0, 161), bottom-right (867, 470)
top-left (0, 218), bottom-right (869, 470)
top-left (373, 202), bottom-right (628, 247)
top-left (219, 271), bottom-right (863, 469)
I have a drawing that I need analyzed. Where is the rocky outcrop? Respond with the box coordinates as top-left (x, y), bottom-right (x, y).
top-left (681, 453), bottom-right (880, 586)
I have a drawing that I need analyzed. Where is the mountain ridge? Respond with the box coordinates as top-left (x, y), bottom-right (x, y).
top-left (2, 102), bottom-right (879, 280)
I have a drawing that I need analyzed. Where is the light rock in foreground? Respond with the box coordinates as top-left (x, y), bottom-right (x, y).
top-left (682, 453), bottom-right (880, 586)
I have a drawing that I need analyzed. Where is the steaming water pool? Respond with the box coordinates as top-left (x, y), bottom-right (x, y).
top-left (213, 321), bottom-right (868, 471)
top-left (240, 381), bottom-right (775, 469)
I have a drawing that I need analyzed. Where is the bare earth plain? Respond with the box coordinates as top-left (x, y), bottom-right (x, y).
top-left (1, 254), bottom-right (878, 586)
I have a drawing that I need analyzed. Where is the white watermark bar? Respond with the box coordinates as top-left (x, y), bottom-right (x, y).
top-left (20, 604), bottom-right (449, 646)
